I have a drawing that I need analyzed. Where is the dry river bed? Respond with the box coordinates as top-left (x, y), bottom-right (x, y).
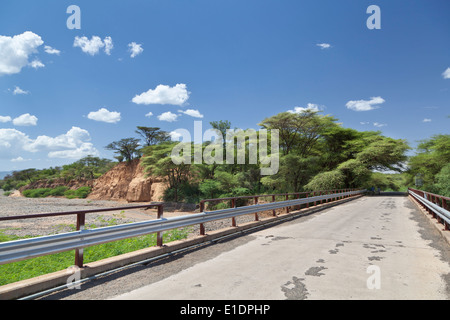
top-left (0, 192), bottom-right (258, 239)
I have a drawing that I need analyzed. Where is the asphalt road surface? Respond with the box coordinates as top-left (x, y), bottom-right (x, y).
top-left (42, 195), bottom-right (450, 300)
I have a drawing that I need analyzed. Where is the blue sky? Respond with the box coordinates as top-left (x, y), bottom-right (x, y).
top-left (0, 0), bottom-right (449, 171)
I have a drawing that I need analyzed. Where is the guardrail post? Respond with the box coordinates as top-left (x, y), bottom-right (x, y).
top-left (199, 201), bottom-right (205, 236)
top-left (286, 194), bottom-right (290, 213)
top-left (231, 198), bottom-right (237, 227)
top-left (272, 195), bottom-right (276, 216)
top-left (157, 204), bottom-right (164, 247)
top-left (75, 213), bottom-right (85, 268)
top-left (254, 197), bottom-right (259, 221)
top-left (443, 197), bottom-right (450, 230)
top-left (306, 193), bottom-right (309, 208)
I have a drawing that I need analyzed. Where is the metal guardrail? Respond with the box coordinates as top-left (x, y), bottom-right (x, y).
top-left (408, 188), bottom-right (450, 230)
top-left (0, 203), bottom-right (164, 268)
top-left (199, 189), bottom-right (359, 233)
top-left (0, 190), bottom-right (364, 267)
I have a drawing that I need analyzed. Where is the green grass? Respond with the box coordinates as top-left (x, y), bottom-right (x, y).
top-left (0, 226), bottom-right (192, 286)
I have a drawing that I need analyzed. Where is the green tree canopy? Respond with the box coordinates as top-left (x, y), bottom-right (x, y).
top-left (135, 126), bottom-right (170, 146)
top-left (141, 142), bottom-right (193, 202)
top-left (406, 134), bottom-right (450, 195)
top-left (105, 138), bottom-right (141, 163)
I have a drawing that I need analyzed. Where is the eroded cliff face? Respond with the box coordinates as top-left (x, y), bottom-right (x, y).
top-left (87, 159), bottom-right (167, 203)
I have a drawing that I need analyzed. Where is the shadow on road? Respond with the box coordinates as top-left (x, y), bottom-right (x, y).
top-left (372, 191), bottom-right (407, 197)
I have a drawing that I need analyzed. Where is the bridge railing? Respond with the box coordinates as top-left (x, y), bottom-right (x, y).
top-left (0, 189), bottom-right (364, 268)
top-left (199, 189), bottom-right (360, 235)
top-left (0, 203), bottom-right (164, 268)
top-left (408, 187), bottom-right (450, 230)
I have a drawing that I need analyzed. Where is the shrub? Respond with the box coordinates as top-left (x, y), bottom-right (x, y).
top-left (22, 188), bottom-right (52, 198)
top-left (75, 186), bottom-right (92, 198)
top-left (48, 186), bottom-right (69, 196)
top-left (64, 186), bottom-right (92, 199)
top-left (22, 186), bottom-right (91, 199)
top-left (162, 183), bottom-right (200, 203)
top-left (433, 163), bottom-right (450, 197)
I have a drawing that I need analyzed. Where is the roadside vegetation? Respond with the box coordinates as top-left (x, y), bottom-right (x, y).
top-left (3, 116), bottom-right (448, 203)
top-left (21, 186), bottom-right (92, 199)
top-left (137, 114), bottom-right (448, 201)
top-left (0, 156), bottom-right (114, 196)
top-left (140, 112), bottom-right (410, 203)
top-left (403, 134), bottom-right (450, 197)
top-left (0, 225), bottom-right (192, 286)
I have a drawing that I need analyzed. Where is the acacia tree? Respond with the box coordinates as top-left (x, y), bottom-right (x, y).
top-left (135, 126), bottom-right (170, 146)
top-left (305, 135), bottom-right (409, 190)
top-left (259, 110), bottom-right (339, 192)
top-left (66, 156), bottom-right (114, 180)
top-left (258, 110), bottom-right (337, 156)
top-left (406, 134), bottom-right (450, 194)
top-left (141, 142), bottom-right (192, 202)
top-left (105, 138), bottom-right (141, 163)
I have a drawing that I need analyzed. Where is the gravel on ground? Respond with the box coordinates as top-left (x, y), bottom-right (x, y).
top-left (0, 191), bottom-right (264, 239)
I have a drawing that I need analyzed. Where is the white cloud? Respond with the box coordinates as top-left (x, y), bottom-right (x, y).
top-left (0, 31), bottom-right (44, 75)
top-left (158, 111), bottom-right (179, 122)
top-left (13, 113), bottom-right (38, 126)
top-left (0, 116), bottom-right (12, 123)
top-left (288, 103), bottom-right (321, 114)
top-left (24, 126), bottom-right (99, 159)
top-left (169, 131), bottom-right (183, 140)
top-left (48, 143), bottom-right (99, 159)
top-left (11, 156), bottom-right (30, 162)
top-left (178, 109), bottom-right (204, 118)
top-left (44, 45), bottom-right (60, 55)
top-left (145, 112), bottom-right (153, 118)
top-left (360, 121), bottom-right (369, 125)
top-left (346, 96), bottom-right (385, 111)
top-left (87, 108), bottom-right (121, 123)
top-left (132, 84), bottom-right (190, 106)
top-left (373, 122), bottom-right (387, 127)
top-left (128, 42), bottom-right (143, 58)
top-left (24, 127), bottom-right (91, 152)
top-left (103, 36), bottom-right (113, 55)
top-left (317, 43), bottom-right (331, 49)
top-left (423, 118), bottom-right (432, 122)
top-left (0, 127), bottom-right (98, 160)
top-left (0, 128), bottom-right (32, 159)
top-left (29, 59), bottom-right (45, 69)
top-left (13, 86), bottom-right (29, 95)
top-left (73, 35), bottom-right (113, 56)
top-left (442, 68), bottom-right (450, 79)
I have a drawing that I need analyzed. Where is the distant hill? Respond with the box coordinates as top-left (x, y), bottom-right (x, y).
top-left (0, 171), bottom-right (12, 180)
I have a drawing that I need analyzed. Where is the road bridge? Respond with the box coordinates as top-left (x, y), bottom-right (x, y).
top-left (29, 192), bottom-right (450, 300)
